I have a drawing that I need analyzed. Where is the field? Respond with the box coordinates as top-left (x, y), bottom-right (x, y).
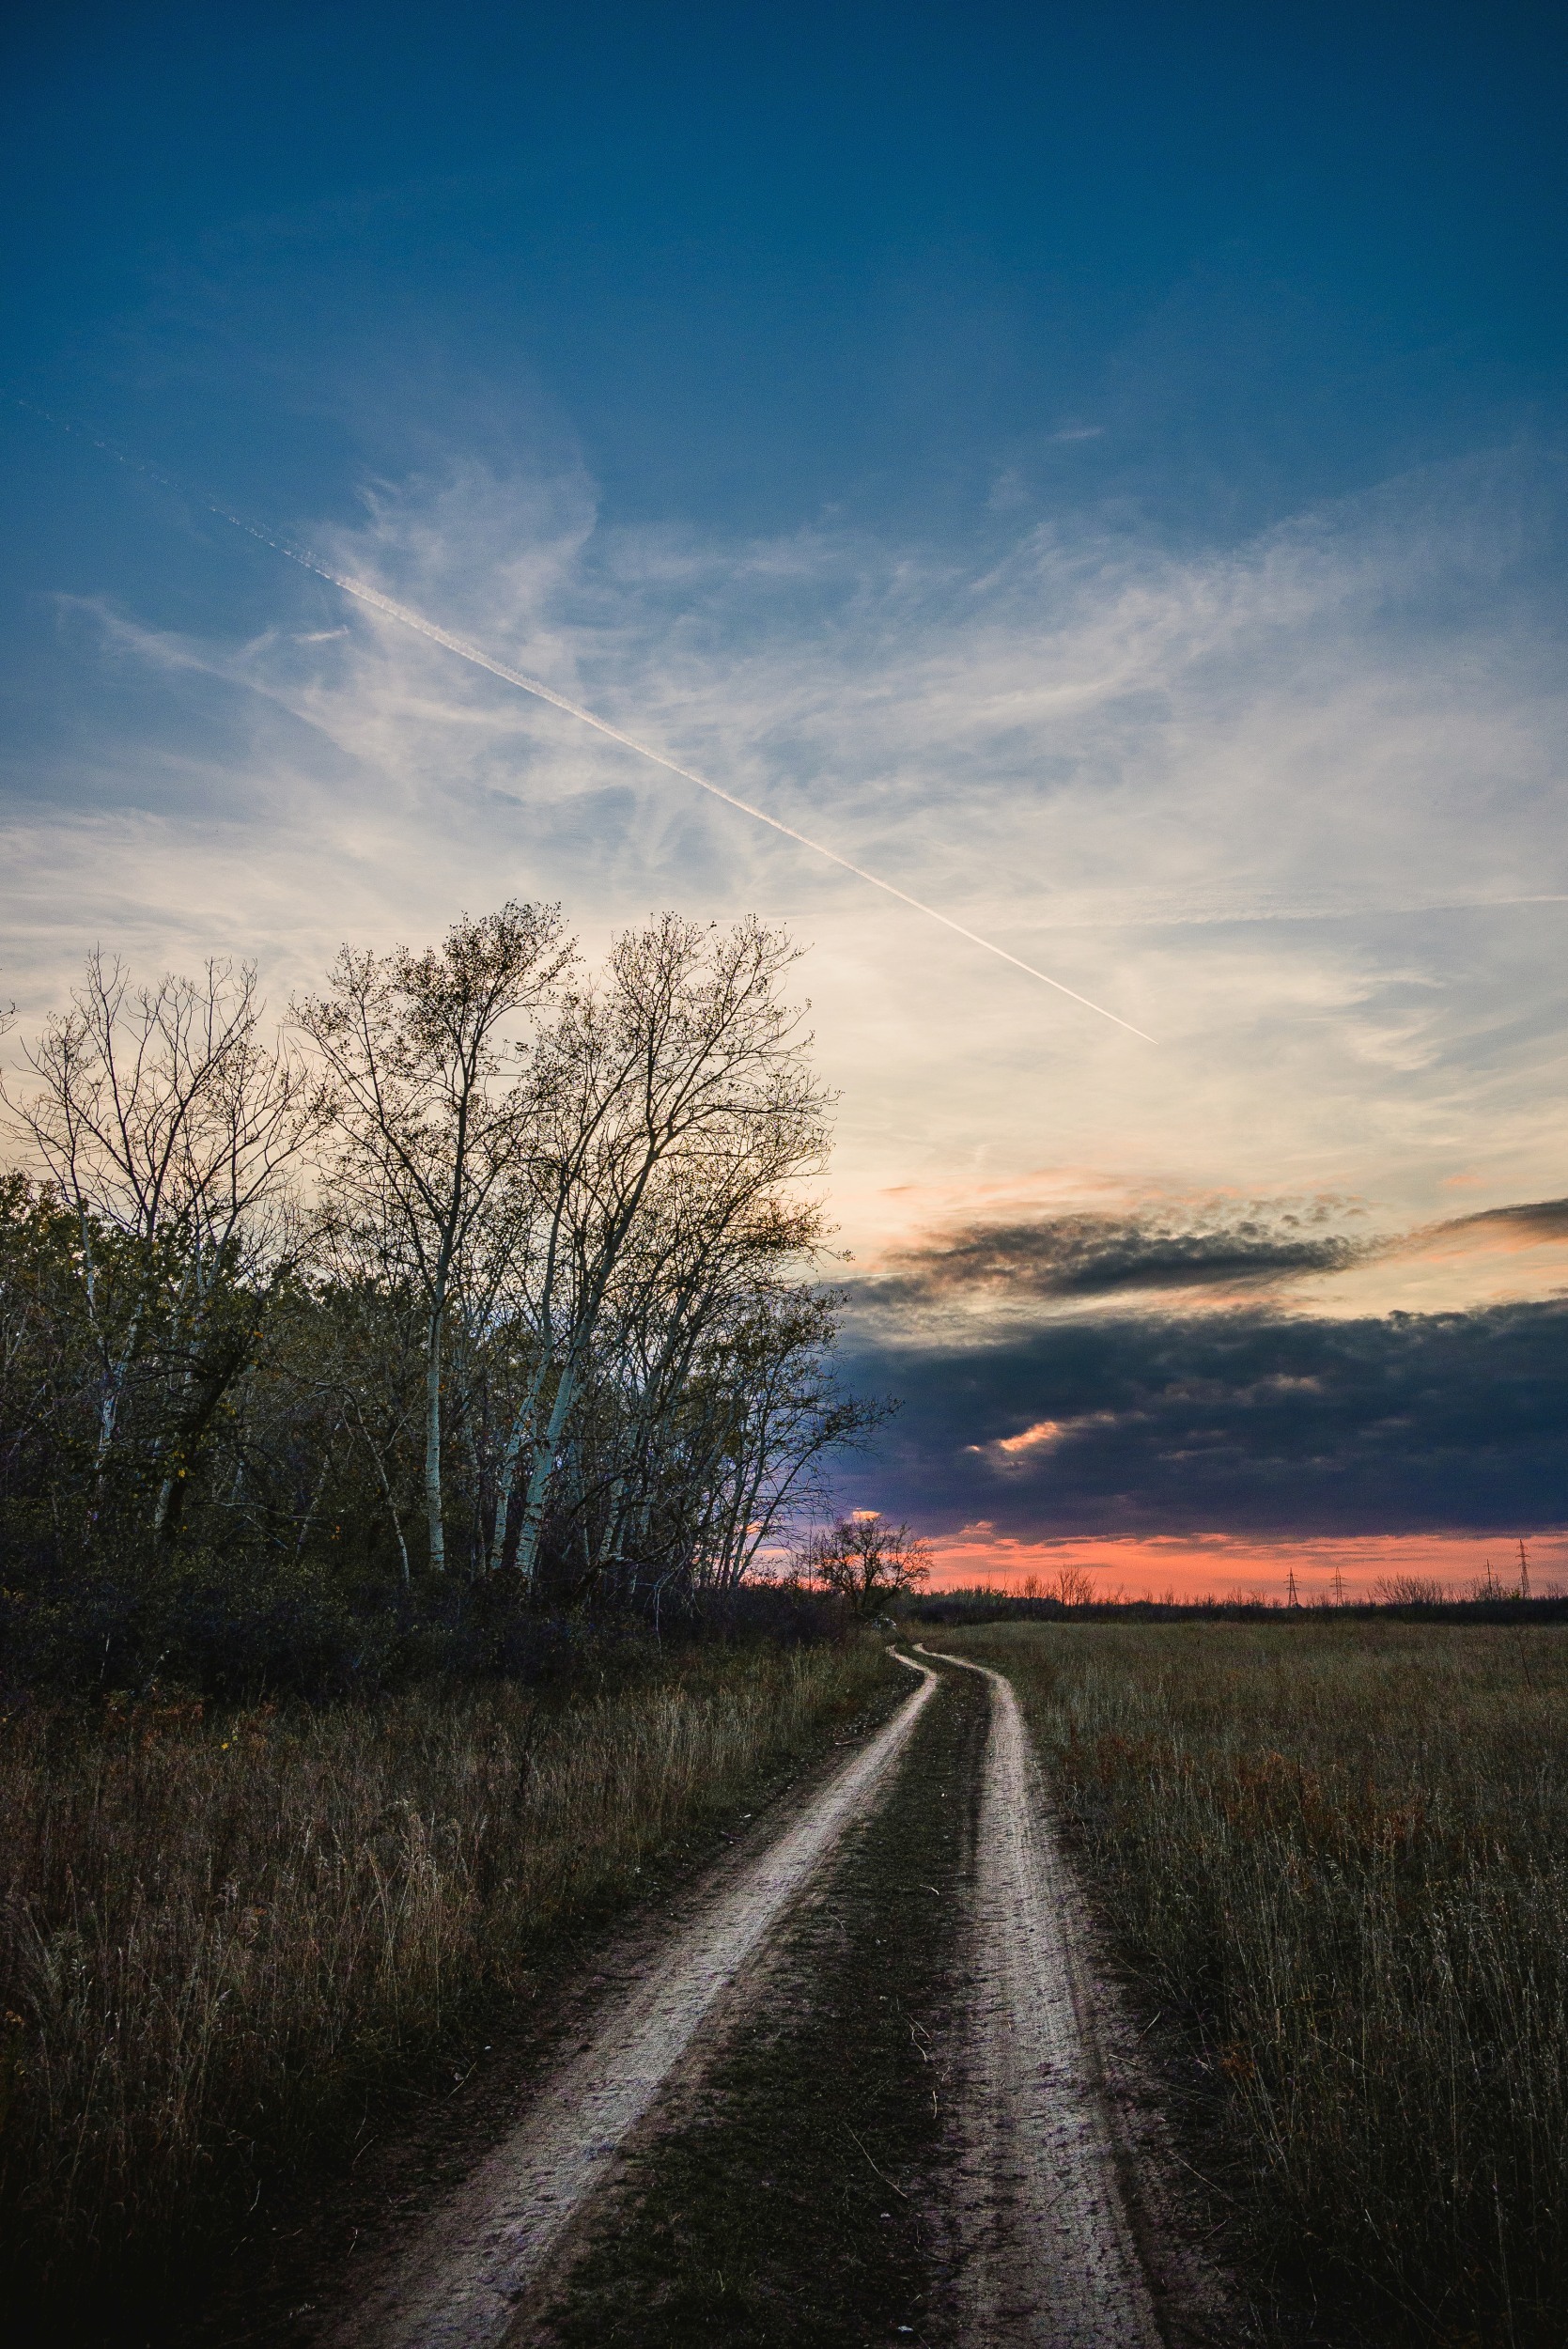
top-left (10, 1611), bottom-right (1565, 2348)
top-left (938, 1617), bottom-right (1568, 2345)
top-left (0, 1634), bottom-right (898, 2326)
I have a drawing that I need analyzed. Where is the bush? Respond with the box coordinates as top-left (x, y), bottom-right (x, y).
top-left (0, 1536), bottom-right (849, 1703)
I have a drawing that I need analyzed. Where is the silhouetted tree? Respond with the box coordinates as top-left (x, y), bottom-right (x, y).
top-left (793, 1513), bottom-right (931, 1613)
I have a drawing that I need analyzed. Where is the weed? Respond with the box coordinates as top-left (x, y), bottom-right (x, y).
top-left (0, 1636), bottom-right (897, 2321)
top-left (940, 1619), bottom-right (1568, 2345)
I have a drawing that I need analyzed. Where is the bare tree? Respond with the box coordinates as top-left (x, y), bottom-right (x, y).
top-left (686, 1286), bottom-right (885, 1592)
top-left (577, 1137), bottom-right (831, 1578)
top-left (794, 1512), bottom-right (931, 1613)
top-left (2, 953), bottom-right (318, 1535)
top-left (295, 903), bottom-right (571, 1573)
top-left (1048, 1562), bottom-right (1096, 1609)
top-left (488, 914), bottom-right (830, 1585)
top-left (1372, 1574), bottom-right (1449, 1606)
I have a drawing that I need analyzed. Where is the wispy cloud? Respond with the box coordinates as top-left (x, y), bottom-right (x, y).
top-left (3, 436), bottom-right (1565, 1282)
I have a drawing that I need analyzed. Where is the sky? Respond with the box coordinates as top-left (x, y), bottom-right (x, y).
top-left (2, 2), bottom-right (1566, 1598)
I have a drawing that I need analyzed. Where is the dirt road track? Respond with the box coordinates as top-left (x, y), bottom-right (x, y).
top-left (334, 1646), bottom-right (1194, 2349)
top-left (333, 1652), bottom-right (939, 2349)
top-left (926, 1646), bottom-right (1163, 2349)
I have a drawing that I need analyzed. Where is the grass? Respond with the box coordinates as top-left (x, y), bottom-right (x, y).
top-left (0, 1634), bottom-right (898, 2327)
top-left (535, 1652), bottom-right (989, 2347)
top-left (934, 1617), bottom-right (1568, 2347)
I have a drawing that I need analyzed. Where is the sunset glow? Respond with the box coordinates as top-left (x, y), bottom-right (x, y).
top-left (924, 1528), bottom-right (1568, 1604)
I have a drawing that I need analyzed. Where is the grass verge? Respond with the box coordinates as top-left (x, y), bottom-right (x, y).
top-left (0, 1633), bottom-right (899, 2335)
top-left (937, 1618), bottom-right (1568, 2347)
top-left (531, 1652), bottom-right (989, 2349)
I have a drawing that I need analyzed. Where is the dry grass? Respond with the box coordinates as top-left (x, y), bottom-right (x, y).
top-left (939, 1618), bottom-right (1568, 2346)
top-left (0, 1636), bottom-right (894, 2308)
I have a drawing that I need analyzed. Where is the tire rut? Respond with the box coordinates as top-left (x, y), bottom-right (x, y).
top-left (926, 1646), bottom-right (1163, 2349)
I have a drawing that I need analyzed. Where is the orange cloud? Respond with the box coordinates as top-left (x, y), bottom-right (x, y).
top-left (993, 1419), bottom-right (1063, 1454)
top-left (969, 1410), bottom-right (1119, 1465)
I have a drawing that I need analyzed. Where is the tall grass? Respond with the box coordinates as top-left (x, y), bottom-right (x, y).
top-left (0, 1637), bottom-right (894, 2310)
top-left (942, 1620), bottom-right (1568, 2346)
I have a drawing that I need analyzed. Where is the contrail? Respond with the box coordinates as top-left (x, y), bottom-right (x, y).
top-left (18, 399), bottom-right (1154, 1041)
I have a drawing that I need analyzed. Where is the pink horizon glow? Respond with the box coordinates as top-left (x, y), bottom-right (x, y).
top-left (921, 1525), bottom-right (1568, 1601)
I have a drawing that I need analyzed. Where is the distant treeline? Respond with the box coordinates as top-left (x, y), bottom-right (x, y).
top-left (0, 906), bottom-right (878, 1692)
top-left (911, 1587), bottom-right (1568, 1627)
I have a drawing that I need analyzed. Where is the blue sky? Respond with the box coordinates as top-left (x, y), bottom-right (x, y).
top-left (6, 7), bottom-right (1567, 541)
top-left (4, 3), bottom-right (1566, 1589)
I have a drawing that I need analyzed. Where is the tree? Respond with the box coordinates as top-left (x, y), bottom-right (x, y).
top-left (2, 953), bottom-right (318, 1539)
top-left (0, 903), bottom-right (884, 1650)
top-left (0, 1173), bottom-right (87, 1534)
top-left (794, 1512), bottom-right (931, 1613)
top-left (489, 913), bottom-right (830, 1585)
top-left (295, 903), bottom-right (572, 1573)
top-left (662, 1283), bottom-right (885, 1594)
top-left (1048, 1562), bottom-right (1095, 1609)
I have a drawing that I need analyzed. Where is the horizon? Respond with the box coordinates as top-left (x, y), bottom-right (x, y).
top-left (919, 1530), bottom-right (1568, 1603)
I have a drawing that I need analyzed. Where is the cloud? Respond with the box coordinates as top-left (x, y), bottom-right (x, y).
top-left (851, 1200), bottom-right (1373, 1315)
top-left (835, 1299), bottom-right (1568, 1539)
top-left (970, 1409), bottom-right (1123, 1467)
top-left (991, 1418), bottom-right (1070, 1453)
top-left (1432, 1196), bottom-right (1568, 1243)
top-left (842, 1182), bottom-right (1568, 1340)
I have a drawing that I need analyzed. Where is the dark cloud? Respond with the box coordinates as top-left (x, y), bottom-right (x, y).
top-left (852, 1205), bottom-right (1369, 1308)
top-left (1435, 1195), bottom-right (1568, 1241)
top-left (837, 1300), bottom-right (1568, 1537)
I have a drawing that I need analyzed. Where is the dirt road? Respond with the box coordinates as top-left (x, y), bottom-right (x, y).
top-left (334, 1646), bottom-right (1192, 2349)
top-left (333, 1651), bottom-right (939, 2349)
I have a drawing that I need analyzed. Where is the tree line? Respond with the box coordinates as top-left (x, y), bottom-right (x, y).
top-left (0, 906), bottom-right (885, 1669)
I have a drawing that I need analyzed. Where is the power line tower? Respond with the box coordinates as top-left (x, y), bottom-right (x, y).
top-left (1331, 1561), bottom-right (1345, 1608)
top-left (1286, 1565), bottom-right (1300, 1608)
top-left (1518, 1537), bottom-right (1531, 1599)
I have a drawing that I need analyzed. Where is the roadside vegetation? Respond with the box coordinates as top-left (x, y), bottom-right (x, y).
top-left (935, 1617), bottom-right (1568, 2346)
top-left (0, 1630), bottom-right (899, 2328)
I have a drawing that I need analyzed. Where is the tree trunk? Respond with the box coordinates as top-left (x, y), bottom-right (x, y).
top-left (425, 1305), bottom-right (446, 1572)
top-left (513, 1359), bottom-right (578, 1588)
top-left (488, 1346), bottom-right (555, 1573)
